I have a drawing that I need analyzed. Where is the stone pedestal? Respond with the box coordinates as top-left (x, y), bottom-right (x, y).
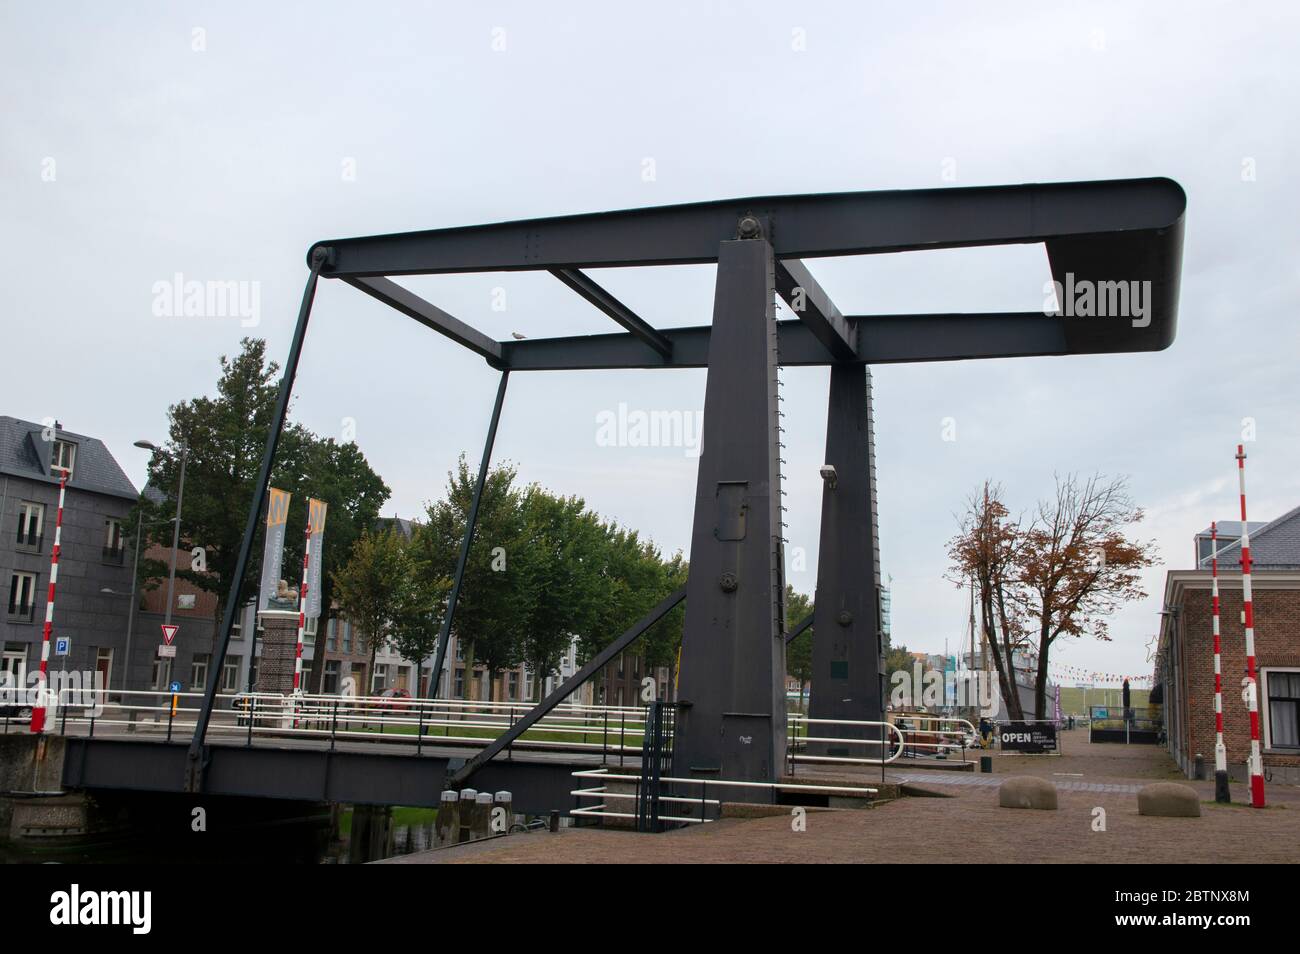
top-left (256, 611), bottom-right (299, 695)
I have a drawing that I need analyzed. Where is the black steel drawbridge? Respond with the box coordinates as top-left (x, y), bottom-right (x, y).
top-left (183, 178), bottom-right (1186, 801)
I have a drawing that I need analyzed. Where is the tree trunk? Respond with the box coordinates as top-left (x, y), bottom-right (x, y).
top-left (980, 580), bottom-right (1023, 722)
top-left (1033, 630), bottom-right (1051, 722)
top-left (463, 640), bottom-right (478, 702)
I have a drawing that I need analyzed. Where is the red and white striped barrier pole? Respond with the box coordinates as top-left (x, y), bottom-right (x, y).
top-left (1209, 522), bottom-right (1230, 803)
top-left (292, 523), bottom-right (311, 725)
top-left (1236, 445), bottom-right (1266, 808)
top-left (30, 468), bottom-right (69, 734)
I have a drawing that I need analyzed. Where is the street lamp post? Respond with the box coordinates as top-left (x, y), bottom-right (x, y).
top-left (135, 439), bottom-right (187, 694)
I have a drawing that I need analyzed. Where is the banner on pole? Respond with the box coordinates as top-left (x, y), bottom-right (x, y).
top-left (305, 498), bottom-right (328, 619)
top-left (259, 488), bottom-right (293, 612)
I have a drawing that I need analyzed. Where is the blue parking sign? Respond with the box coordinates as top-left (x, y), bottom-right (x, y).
top-left (54, 636), bottom-right (71, 656)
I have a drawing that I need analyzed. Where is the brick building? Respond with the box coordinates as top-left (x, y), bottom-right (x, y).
top-left (1156, 507), bottom-right (1300, 784)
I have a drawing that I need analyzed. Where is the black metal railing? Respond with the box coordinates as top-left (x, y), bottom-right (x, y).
top-left (636, 700), bottom-right (681, 833)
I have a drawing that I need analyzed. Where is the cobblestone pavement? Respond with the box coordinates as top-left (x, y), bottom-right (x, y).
top-left (889, 772), bottom-right (1144, 794)
top-left (382, 730), bottom-right (1299, 864)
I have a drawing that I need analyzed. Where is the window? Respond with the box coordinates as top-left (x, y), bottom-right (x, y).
top-left (8, 572), bottom-right (37, 621)
top-left (323, 660), bottom-right (341, 694)
top-left (16, 502), bottom-right (43, 549)
top-left (103, 519), bottom-right (125, 564)
top-left (326, 618), bottom-right (338, 651)
top-left (454, 668), bottom-right (465, 698)
top-left (372, 663), bottom-right (388, 693)
top-left (507, 671), bottom-right (519, 701)
top-left (2, 645), bottom-right (28, 687)
top-left (50, 440), bottom-right (76, 478)
top-left (221, 656), bottom-right (240, 693)
top-left (303, 615), bottom-right (318, 646)
top-left (455, 641), bottom-right (464, 662)
top-left (342, 621), bottom-right (352, 653)
top-left (191, 653), bottom-right (211, 691)
top-left (1265, 670), bottom-right (1300, 749)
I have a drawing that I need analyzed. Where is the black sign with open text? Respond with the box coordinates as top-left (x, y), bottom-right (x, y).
top-left (999, 721), bottom-right (1058, 753)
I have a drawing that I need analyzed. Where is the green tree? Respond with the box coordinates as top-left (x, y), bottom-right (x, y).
top-left (139, 339), bottom-right (390, 663)
top-left (332, 528), bottom-right (419, 694)
top-left (514, 487), bottom-right (604, 701)
top-left (884, 643), bottom-right (914, 681)
top-left (784, 586), bottom-right (814, 708)
top-left (411, 456), bottom-right (529, 701)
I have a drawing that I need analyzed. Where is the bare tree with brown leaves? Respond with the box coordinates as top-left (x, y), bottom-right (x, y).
top-left (1018, 473), bottom-right (1157, 720)
top-left (949, 475), bottom-right (1157, 721)
top-left (947, 482), bottom-right (1029, 720)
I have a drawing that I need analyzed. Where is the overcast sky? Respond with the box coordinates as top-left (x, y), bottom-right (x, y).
top-left (4, 2), bottom-right (1298, 685)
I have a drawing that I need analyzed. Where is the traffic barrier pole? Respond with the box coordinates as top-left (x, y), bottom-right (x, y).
top-left (30, 468), bottom-right (68, 734)
top-left (1210, 522), bottom-right (1230, 803)
top-left (1236, 446), bottom-right (1266, 808)
top-left (291, 522), bottom-right (311, 728)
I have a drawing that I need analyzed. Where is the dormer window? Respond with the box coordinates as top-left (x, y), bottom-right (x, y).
top-left (50, 439), bottom-right (76, 479)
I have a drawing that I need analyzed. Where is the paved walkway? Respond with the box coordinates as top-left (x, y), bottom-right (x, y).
top-left (385, 729), bottom-right (1300, 864)
top-left (890, 771), bottom-right (1143, 794)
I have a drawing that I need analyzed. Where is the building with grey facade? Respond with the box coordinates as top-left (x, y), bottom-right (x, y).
top-left (1, 417), bottom-right (137, 693)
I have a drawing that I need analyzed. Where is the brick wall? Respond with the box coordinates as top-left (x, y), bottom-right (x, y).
top-left (1173, 579), bottom-right (1300, 777)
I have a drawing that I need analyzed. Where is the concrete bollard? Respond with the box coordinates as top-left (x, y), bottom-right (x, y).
top-left (1137, 782), bottom-right (1201, 817)
top-left (457, 788), bottom-right (478, 843)
top-left (473, 791), bottom-right (493, 840)
top-left (492, 791), bottom-right (513, 835)
top-left (1193, 753), bottom-right (1205, 780)
top-left (549, 809), bottom-right (560, 833)
top-left (980, 755), bottom-right (993, 774)
top-left (998, 776), bottom-right (1058, 810)
top-left (436, 790), bottom-right (457, 847)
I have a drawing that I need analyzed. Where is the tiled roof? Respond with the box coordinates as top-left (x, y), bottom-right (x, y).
top-left (1194, 520), bottom-right (1267, 539)
top-left (1199, 504), bottom-right (1300, 570)
top-left (0, 416), bottom-right (138, 501)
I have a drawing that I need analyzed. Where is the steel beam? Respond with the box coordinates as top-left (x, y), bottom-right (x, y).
top-left (425, 370), bottom-right (510, 699)
top-left (343, 276), bottom-right (504, 366)
top-left (784, 612), bottom-right (814, 645)
top-left (809, 364), bottom-right (883, 750)
top-left (185, 247), bottom-right (330, 792)
top-left (549, 267), bottom-right (672, 358)
top-left (311, 178), bottom-right (1185, 279)
top-left (448, 584), bottom-right (688, 787)
top-left (499, 312), bottom-right (1070, 370)
top-left (672, 236), bottom-right (787, 793)
top-left (775, 258), bottom-right (856, 360)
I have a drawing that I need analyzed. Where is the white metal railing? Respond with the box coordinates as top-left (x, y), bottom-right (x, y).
top-left (570, 767), bottom-right (879, 825)
top-left (35, 688), bottom-right (654, 756)
top-left (28, 689), bottom-right (977, 770)
top-left (786, 714), bottom-right (976, 767)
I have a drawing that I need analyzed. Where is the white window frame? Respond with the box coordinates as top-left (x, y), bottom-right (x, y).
top-left (8, 571), bottom-right (38, 620)
top-left (16, 501), bottom-right (44, 548)
top-left (220, 656), bottom-right (240, 693)
top-left (190, 653), bottom-right (211, 691)
top-left (50, 440), bottom-right (76, 478)
top-left (1261, 666), bottom-right (1300, 751)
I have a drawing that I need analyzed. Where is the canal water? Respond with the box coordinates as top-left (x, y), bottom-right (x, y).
top-left (0, 805), bottom-right (441, 865)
